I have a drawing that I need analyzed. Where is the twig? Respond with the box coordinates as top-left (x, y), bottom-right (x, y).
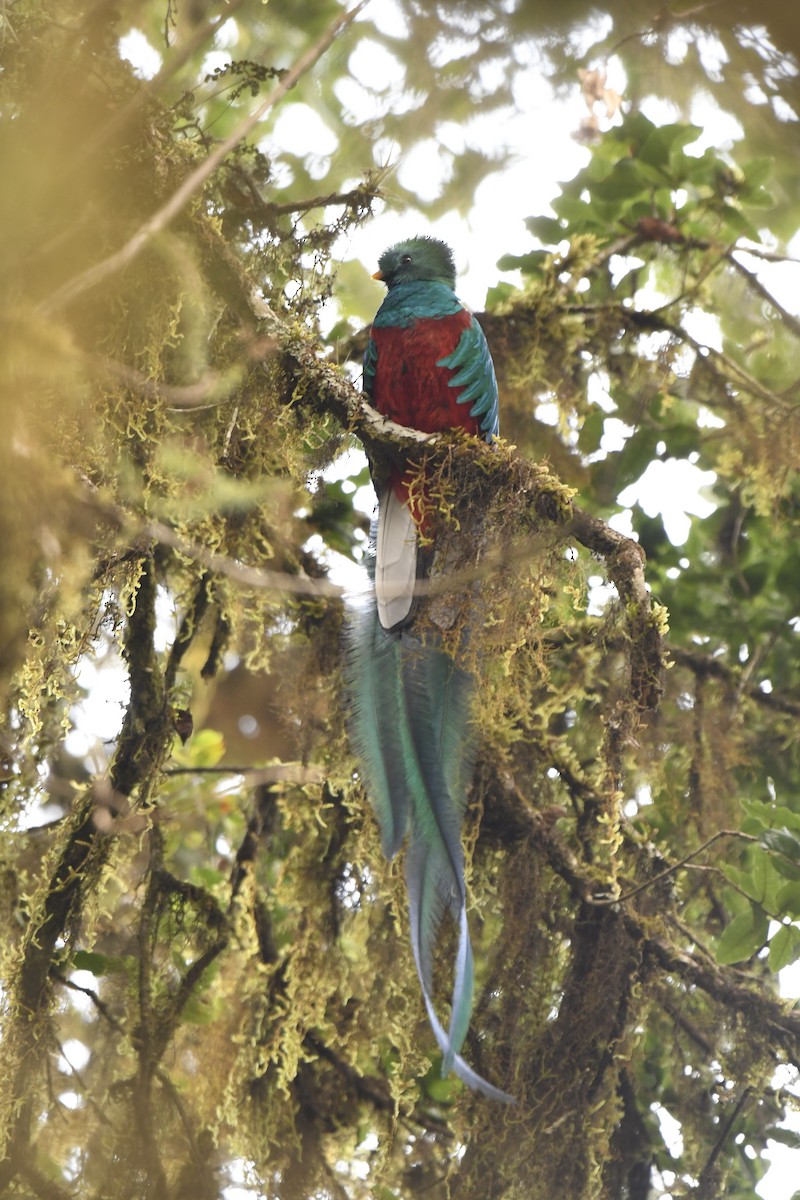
top-left (72, 0), bottom-right (247, 173)
top-left (638, 311), bottom-right (785, 408)
top-left (594, 829), bottom-right (757, 905)
top-left (657, 989), bottom-right (716, 1056)
top-left (155, 1068), bottom-right (216, 1192)
top-left (164, 575), bottom-right (211, 693)
top-left (41, 1), bottom-right (370, 314)
top-left (305, 1032), bottom-right (394, 1112)
top-left (155, 938), bottom-right (228, 1060)
top-left (90, 355), bottom-right (245, 409)
top-left (509, 781), bottom-right (800, 1058)
top-left (165, 762), bottom-right (326, 785)
top-left (144, 518), bottom-right (344, 598)
top-left (86, 329), bottom-right (279, 409)
top-left (728, 244), bottom-right (800, 265)
top-left (696, 1087), bottom-right (752, 1197)
top-left (51, 968), bottom-right (124, 1033)
top-left (671, 645), bottom-right (800, 718)
top-left (53, 1034), bottom-right (115, 1129)
top-left (71, 471), bottom-right (345, 598)
top-left (226, 175), bottom-right (386, 221)
top-left (668, 913), bottom-right (728, 969)
top-left (726, 250), bottom-right (800, 340)
top-left (564, 299), bottom-right (788, 409)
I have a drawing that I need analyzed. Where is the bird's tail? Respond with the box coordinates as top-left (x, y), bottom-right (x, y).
top-left (345, 595), bottom-right (513, 1103)
top-left (345, 596), bottom-right (410, 859)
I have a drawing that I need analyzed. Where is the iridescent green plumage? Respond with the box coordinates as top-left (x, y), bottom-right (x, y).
top-left (346, 238), bottom-right (511, 1102)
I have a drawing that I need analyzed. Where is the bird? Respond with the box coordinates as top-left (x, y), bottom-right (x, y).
top-left (345, 236), bottom-right (511, 1102)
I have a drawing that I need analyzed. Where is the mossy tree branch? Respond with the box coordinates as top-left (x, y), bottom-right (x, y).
top-left (0, 554), bottom-right (177, 1190)
top-left (488, 773), bottom-right (800, 1062)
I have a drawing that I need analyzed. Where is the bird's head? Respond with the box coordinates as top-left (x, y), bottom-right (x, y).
top-left (373, 237), bottom-right (456, 290)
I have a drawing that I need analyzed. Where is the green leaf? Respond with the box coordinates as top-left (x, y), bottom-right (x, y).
top-left (716, 903), bottom-right (768, 965)
top-left (523, 215), bottom-right (565, 245)
top-left (760, 827), bottom-right (800, 862)
top-left (423, 1065), bottom-right (457, 1103)
top-left (496, 250), bottom-right (550, 274)
top-left (775, 552), bottom-right (800, 594)
top-left (776, 881), bottom-right (800, 916)
top-left (764, 1127), bottom-right (800, 1150)
top-left (743, 799), bottom-right (800, 832)
top-left (652, 186), bottom-right (674, 218)
top-left (609, 428), bottom-right (662, 491)
top-left (551, 195), bottom-right (605, 230)
top-left (180, 991), bottom-right (219, 1026)
top-left (660, 424), bottom-right (707, 459)
top-left (190, 865), bottom-right (227, 889)
top-left (760, 824), bottom-right (800, 880)
top-left (719, 203), bottom-right (761, 243)
top-left (638, 122), bottom-right (702, 169)
top-left (739, 156), bottom-right (773, 191)
top-left (749, 846), bottom-right (770, 903)
top-left (723, 863), bottom-right (752, 895)
top-left (742, 187), bottom-right (775, 209)
top-left (72, 950), bottom-right (131, 977)
top-left (683, 149), bottom-right (721, 186)
top-left (484, 281), bottom-right (518, 309)
top-left (332, 258), bottom-right (385, 327)
top-left (590, 159), bottom-right (650, 203)
top-left (612, 111), bottom-right (657, 150)
top-left (578, 409), bottom-right (606, 454)
top-left (768, 924), bottom-right (800, 973)
top-left (172, 728), bottom-right (226, 768)
top-left (738, 561), bottom-right (770, 596)
top-left (768, 858), bottom-right (800, 882)
top-left (325, 318), bottom-right (357, 344)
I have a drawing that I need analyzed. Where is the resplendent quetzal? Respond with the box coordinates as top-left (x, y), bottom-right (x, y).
top-left (346, 236), bottom-right (512, 1102)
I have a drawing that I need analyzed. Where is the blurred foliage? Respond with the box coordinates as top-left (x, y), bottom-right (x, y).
top-left (1, 2), bottom-right (800, 1199)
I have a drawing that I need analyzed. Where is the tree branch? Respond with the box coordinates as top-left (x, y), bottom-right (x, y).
top-left (73, 0), bottom-right (247, 172)
top-left (597, 829), bottom-right (757, 905)
top-left (493, 775), bottom-right (800, 1066)
top-left (165, 762), bottom-right (326, 784)
top-left (696, 1087), bottom-right (752, 1199)
top-left (41, 0), bottom-right (370, 314)
top-left (726, 249), bottom-right (800, 341)
top-left (671, 644), bottom-right (800, 718)
top-left (51, 968), bottom-right (124, 1034)
top-left (145, 517), bottom-right (344, 597)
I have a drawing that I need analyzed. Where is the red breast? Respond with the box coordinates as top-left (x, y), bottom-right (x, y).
top-left (369, 310), bottom-right (481, 437)
top-left (370, 310), bottom-right (480, 533)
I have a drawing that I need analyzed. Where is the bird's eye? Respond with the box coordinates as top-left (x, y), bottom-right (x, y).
top-left (400, 253), bottom-right (412, 264)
